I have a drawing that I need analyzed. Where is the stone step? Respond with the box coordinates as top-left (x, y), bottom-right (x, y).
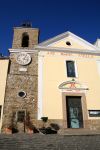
top-left (59, 128), bottom-right (100, 135)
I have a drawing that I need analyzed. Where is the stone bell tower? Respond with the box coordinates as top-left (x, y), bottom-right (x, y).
top-left (2, 22), bottom-right (39, 133)
top-left (12, 22), bottom-right (39, 49)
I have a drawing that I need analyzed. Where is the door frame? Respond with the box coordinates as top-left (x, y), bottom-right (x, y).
top-left (62, 92), bottom-right (88, 128)
top-left (16, 109), bottom-right (26, 132)
top-left (66, 96), bottom-right (83, 128)
top-left (16, 109), bottom-right (26, 123)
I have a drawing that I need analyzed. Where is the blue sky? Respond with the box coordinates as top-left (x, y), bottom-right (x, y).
top-left (0, 0), bottom-right (100, 56)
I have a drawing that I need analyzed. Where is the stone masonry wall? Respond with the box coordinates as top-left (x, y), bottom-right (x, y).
top-left (2, 52), bottom-right (38, 131)
top-left (12, 28), bottom-right (39, 49)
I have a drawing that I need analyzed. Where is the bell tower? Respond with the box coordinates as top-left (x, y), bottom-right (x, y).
top-left (2, 22), bottom-right (39, 133)
top-left (12, 22), bottom-right (39, 49)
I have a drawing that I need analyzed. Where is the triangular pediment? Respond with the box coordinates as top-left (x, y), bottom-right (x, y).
top-left (39, 31), bottom-right (99, 51)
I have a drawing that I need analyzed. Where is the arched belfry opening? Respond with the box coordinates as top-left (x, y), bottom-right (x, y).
top-left (22, 32), bottom-right (29, 47)
top-left (12, 23), bottom-right (39, 49)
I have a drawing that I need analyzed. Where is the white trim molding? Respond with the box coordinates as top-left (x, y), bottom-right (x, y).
top-left (65, 60), bottom-right (78, 78)
top-left (75, 60), bottom-right (78, 78)
top-left (36, 46), bottom-right (100, 56)
top-left (38, 54), bottom-right (44, 119)
top-left (9, 48), bottom-right (38, 54)
top-left (38, 31), bottom-right (100, 51)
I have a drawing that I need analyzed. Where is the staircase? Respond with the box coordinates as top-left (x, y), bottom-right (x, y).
top-left (0, 133), bottom-right (100, 150)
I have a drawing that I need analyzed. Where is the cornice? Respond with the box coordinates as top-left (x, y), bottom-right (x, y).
top-left (9, 48), bottom-right (38, 54)
top-left (13, 27), bottom-right (39, 30)
top-left (9, 46), bottom-right (100, 56)
top-left (0, 57), bottom-right (9, 60)
top-left (36, 46), bottom-right (100, 55)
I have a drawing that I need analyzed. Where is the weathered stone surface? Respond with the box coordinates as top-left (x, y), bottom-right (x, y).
top-left (2, 53), bottom-right (38, 131)
top-left (12, 27), bottom-right (39, 49)
top-left (2, 26), bottom-right (39, 132)
top-left (9, 53), bottom-right (38, 75)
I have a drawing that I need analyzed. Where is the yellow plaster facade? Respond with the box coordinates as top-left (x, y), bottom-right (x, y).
top-left (0, 59), bottom-right (9, 131)
top-left (38, 32), bottom-right (100, 129)
top-left (41, 52), bottom-right (100, 117)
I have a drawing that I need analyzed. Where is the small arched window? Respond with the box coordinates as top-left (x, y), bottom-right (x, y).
top-left (22, 32), bottom-right (29, 47)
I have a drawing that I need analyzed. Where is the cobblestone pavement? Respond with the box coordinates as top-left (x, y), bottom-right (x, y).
top-left (0, 133), bottom-right (100, 150)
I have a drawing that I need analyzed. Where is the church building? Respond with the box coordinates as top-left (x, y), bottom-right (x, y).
top-left (1, 24), bottom-right (100, 133)
top-left (37, 31), bottom-right (100, 130)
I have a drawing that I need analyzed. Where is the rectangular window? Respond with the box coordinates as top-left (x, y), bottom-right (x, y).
top-left (66, 61), bottom-right (76, 77)
top-left (89, 110), bottom-right (100, 117)
top-left (17, 111), bottom-right (25, 122)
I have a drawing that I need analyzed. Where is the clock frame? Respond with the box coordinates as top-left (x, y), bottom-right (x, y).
top-left (16, 52), bottom-right (31, 65)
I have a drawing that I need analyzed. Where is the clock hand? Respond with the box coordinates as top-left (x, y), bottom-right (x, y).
top-left (23, 55), bottom-right (27, 60)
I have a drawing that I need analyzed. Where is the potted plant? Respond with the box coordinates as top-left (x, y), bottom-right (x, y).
top-left (27, 126), bottom-right (33, 133)
top-left (41, 117), bottom-right (48, 128)
top-left (5, 125), bottom-right (12, 134)
top-left (39, 117), bottom-right (48, 134)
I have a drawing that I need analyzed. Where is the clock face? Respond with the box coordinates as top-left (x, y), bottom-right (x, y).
top-left (16, 52), bottom-right (31, 65)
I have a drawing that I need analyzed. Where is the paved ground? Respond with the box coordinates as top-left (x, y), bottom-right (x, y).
top-left (0, 133), bottom-right (100, 150)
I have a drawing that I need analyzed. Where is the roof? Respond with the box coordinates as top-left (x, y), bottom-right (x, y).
top-left (38, 31), bottom-right (100, 51)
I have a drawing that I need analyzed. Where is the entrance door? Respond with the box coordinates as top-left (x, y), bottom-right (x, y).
top-left (66, 96), bottom-right (83, 128)
top-left (17, 110), bottom-right (26, 132)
